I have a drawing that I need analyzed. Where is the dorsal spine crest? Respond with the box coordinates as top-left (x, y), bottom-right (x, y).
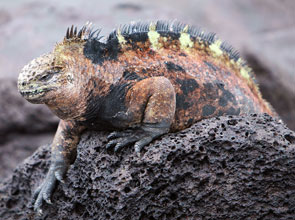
top-left (66, 20), bottom-right (258, 98)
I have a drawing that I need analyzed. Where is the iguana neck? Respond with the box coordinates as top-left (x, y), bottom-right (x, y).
top-left (45, 77), bottom-right (109, 121)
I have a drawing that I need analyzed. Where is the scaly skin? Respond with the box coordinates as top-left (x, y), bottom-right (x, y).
top-left (17, 21), bottom-right (275, 213)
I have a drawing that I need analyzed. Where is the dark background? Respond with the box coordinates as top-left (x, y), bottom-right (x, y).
top-left (0, 0), bottom-right (294, 180)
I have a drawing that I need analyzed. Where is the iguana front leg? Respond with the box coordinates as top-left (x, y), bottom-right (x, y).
top-left (32, 120), bottom-right (85, 213)
top-left (107, 76), bottom-right (176, 152)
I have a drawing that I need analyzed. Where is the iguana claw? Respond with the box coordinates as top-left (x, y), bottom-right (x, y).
top-left (107, 124), bottom-right (168, 152)
top-left (32, 160), bottom-right (68, 213)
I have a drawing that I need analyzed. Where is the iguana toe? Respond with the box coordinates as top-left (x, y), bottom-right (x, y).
top-left (32, 160), bottom-right (68, 213)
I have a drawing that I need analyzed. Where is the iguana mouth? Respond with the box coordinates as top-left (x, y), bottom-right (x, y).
top-left (19, 88), bottom-right (52, 100)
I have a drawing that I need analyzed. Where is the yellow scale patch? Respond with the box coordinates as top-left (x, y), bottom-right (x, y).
top-left (147, 23), bottom-right (160, 50)
top-left (179, 25), bottom-right (194, 51)
top-left (236, 58), bottom-right (252, 82)
top-left (209, 39), bottom-right (223, 56)
top-left (116, 29), bottom-right (127, 45)
top-left (54, 41), bottom-right (86, 66)
top-left (207, 38), bottom-right (252, 85)
top-left (147, 24), bottom-right (195, 52)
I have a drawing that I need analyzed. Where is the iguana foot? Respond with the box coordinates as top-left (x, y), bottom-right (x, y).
top-left (32, 160), bottom-right (68, 214)
top-left (106, 124), bottom-right (169, 152)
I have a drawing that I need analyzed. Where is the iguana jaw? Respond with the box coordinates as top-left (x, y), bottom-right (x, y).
top-left (18, 87), bottom-right (54, 103)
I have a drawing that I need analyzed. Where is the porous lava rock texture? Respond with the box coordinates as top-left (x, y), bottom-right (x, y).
top-left (0, 114), bottom-right (295, 219)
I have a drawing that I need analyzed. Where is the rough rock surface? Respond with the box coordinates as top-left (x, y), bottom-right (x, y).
top-left (0, 0), bottom-right (294, 182)
top-left (0, 114), bottom-right (294, 219)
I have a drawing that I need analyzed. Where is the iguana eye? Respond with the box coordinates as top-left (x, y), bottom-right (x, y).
top-left (40, 73), bottom-right (53, 81)
top-left (39, 68), bottom-right (61, 81)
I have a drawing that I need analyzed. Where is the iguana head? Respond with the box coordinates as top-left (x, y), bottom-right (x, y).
top-left (18, 25), bottom-right (91, 105)
top-left (18, 53), bottom-right (64, 104)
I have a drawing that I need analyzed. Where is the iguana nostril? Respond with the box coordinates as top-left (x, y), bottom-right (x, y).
top-left (22, 82), bottom-right (25, 86)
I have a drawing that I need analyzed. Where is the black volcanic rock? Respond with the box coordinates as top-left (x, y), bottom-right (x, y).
top-left (0, 114), bottom-right (294, 219)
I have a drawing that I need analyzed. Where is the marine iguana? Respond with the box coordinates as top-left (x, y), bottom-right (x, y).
top-left (17, 21), bottom-right (275, 213)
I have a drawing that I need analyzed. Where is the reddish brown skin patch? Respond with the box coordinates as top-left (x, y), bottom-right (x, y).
top-left (125, 77), bottom-right (176, 126)
top-left (91, 43), bottom-right (274, 131)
